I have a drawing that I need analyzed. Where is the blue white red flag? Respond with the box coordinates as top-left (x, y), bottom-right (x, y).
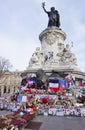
top-left (28, 79), bottom-right (34, 87)
top-left (49, 79), bottom-right (59, 91)
top-left (64, 73), bottom-right (71, 81)
top-left (25, 77), bottom-right (35, 87)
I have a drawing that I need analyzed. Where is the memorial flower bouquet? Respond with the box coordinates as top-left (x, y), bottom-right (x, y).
top-left (0, 110), bottom-right (35, 129)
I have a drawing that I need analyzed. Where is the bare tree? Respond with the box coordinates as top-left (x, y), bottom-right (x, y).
top-left (0, 56), bottom-right (12, 84)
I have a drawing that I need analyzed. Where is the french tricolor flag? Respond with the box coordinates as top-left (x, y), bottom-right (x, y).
top-left (26, 77), bottom-right (35, 87)
top-left (64, 73), bottom-right (71, 81)
top-left (49, 79), bottom-right (59, 92)
top-left (28, 78), bottom-right (34, 87)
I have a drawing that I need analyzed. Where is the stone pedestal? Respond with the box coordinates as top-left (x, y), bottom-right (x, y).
top-left (39, 27), bottom-right (66, 69)
top-left (39, 27), bottom-right (66, 58)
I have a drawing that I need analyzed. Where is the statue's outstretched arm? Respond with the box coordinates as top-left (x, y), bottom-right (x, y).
top-left (42, 2), bottom-right (48, 13)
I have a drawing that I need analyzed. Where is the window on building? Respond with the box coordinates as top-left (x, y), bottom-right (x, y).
top-left (4, 86), bottom-right (6, 93)
top-left (8, 88), bottom-right (10, 93)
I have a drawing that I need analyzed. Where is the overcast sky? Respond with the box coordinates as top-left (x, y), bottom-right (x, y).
top-left (0, 0), bottom-right (85, 72)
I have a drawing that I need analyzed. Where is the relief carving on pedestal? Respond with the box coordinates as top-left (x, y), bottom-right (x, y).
top-left (44, 51), bottom-right (54, 63)
top-left (29, 47), bottom-right (43, 67)
top-left (44, 32), bottom-right (58, 45)
top-left (57, 43), bottom-right (77, 66)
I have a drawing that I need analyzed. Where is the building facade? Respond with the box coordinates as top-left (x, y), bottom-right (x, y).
top-left (0, 71), bottom-right (22, 96)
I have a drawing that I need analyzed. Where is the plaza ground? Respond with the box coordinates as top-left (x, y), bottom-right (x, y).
top-left (32, 115), bottom-right (85, 130)
top-left (0, 110), bottom-right (85, 130)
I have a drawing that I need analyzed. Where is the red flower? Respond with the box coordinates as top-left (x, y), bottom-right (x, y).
top-left (42, 97), bottom-right (48, 103)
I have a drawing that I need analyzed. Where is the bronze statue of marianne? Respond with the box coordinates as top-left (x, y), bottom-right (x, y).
top-left (42, 2), bottom-right (60, 27)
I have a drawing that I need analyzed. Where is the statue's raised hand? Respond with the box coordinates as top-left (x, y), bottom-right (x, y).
top-left (42, 2), bottom-right (45, 8)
